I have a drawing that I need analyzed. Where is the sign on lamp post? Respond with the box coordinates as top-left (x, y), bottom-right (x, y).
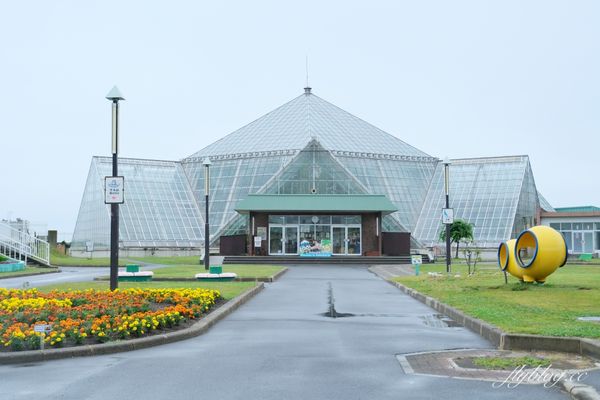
top-left (104, 177), bottom-right (125, 204)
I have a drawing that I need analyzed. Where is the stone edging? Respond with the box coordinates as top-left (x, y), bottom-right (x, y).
top-left (387, 280), bottom-right (600, 361)
top-left (268, 267), bottom-right (288, 282)
top-left (558, 378), bottom-right (600, 400)
top-left (0, 283), bottom-right (264, 364)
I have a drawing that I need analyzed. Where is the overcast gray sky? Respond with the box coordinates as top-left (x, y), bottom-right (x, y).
top-left (1, 1), bottom-right (598, 239)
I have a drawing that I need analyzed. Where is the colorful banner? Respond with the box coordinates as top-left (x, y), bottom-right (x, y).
top-left (299, 239), bottom-right (332, 257)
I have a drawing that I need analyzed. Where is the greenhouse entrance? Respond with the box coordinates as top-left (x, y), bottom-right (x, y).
top-left (267, 216), bottom-right (362, 256)
top-left (234, 194), bottom-right (398, 258)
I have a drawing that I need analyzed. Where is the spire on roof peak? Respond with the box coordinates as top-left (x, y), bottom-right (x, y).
top-left (304, 55), bottom-right (311, 95)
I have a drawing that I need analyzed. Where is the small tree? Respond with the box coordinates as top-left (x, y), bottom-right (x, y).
top-left (463, 243), bottom-right (481, 275)
top-left (439, 219), bottom-right (474, 258)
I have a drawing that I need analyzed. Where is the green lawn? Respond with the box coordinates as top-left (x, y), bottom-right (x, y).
top-left (130, 255), bottom-right (201, 265)
top-left (572, 258), bottom-right (600, 265)
top-left (95, 264), bottom-right (284, 280)
top-left (50, 251), bottom-right (123, 267)
top-left (430, 260), bottom-right (499, 270)
top-left (151, 264), bottom-right (284, 279)
top-left (394, 264), bottom-right (600, 338)
top-left (0, 266), bottom-right (58, 279)
top-left (38, 281), bottom-right (256, 300)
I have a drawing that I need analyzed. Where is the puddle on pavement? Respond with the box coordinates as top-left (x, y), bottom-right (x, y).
top-left (322, 281), bottom-right (355, 318)
top-left (12, 363), bottom-right (42, 368)
top-left (421, 314), bottom-right (462, 328)
top-left (321, 310), bottom-right (355, 318)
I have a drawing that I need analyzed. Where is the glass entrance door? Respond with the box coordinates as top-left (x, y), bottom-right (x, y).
top-left (269, 226), bottom-right (283, 255)
top-left (284, 226), bottom-right (299, 254)
top-left (347, 227), bottom-right (361, 255)
top-left (332, 226), bottom-right (345, 255)
top-left (331, 226), bottom-right (361, 255)
top-left (584, 232), bottom-right (593, 253)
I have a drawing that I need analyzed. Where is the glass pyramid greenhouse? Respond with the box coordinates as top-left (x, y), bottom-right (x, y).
top-left (72, 88), bottom-right (544, 252)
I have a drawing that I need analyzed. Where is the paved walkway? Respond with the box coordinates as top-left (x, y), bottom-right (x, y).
top-left (369, 264), bottom-right (414, 280)
top-left (0, 264), bottom-right (567, 399)
top-left (0, 263), bottom-right (171, 289)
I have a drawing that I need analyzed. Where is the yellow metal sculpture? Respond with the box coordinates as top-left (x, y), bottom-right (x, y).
top-left (498, 225), bottom-right (568, 283)
top-left (498, 239), bottom-right (524, 280)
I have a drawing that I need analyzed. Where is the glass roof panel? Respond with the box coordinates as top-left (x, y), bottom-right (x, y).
top-left (183, 154), bottom-right (291, 239)
top-left (338, 156), bottom-right (437, 230)
top-left (185, 92), bottom-right (433, 159)
top-left (261, 139), bottom-right (369, 195)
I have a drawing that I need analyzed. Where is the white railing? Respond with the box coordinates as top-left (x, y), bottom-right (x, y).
top-left (0, 222), bottom-right (50, 266)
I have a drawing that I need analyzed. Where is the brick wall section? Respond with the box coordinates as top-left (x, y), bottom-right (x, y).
top-left (248, 212), bottom-right (269, 255)
top-left (361, 212), bottom-right (381, 256)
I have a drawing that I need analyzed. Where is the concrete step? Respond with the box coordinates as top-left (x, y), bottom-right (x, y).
top-left (223, 255), bottom-right (429, 265)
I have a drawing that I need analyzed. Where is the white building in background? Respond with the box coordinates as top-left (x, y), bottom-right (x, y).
top-left (540, 206), bottom-right (600, 256)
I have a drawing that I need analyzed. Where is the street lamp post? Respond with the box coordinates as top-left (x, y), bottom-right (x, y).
top-left (203, 157), bottom-right (211, 271)
top-left (106, 86), bottom-right (125, 290)
top-left (443, 157), bottom-right (451, 274)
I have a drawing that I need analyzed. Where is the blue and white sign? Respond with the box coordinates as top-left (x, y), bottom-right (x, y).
top-left (411, 255), bottom-right (422, 265)
top-left (105, 176), bottom-right (125, 204)
top-left (442, 208), bottom-right (454, 224)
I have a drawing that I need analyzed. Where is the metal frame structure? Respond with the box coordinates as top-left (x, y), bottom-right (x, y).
top-left (72, 90), bottom-right (543, 254)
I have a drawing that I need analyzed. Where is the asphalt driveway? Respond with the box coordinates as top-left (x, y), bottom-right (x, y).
top-left (0, 264), bottom-right (567, 399)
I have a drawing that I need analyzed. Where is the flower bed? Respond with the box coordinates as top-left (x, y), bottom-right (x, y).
top-left (0, 288), bottom-right (221, 351)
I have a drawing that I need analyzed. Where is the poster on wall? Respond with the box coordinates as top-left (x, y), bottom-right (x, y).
top-left (299, 239), bottom-right (332, 257)
top-left (256, 227), bottom-right (267, 240)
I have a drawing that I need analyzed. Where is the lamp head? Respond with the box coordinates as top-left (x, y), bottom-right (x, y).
top-left (202, 157), bottom-right (212, 167)
top-left (106, 86), bottom-right (125, 102)
top-left (443, 157), bottom-right (451, 165)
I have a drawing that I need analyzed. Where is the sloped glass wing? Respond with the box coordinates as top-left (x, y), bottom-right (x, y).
top-left (512, 163), bottom-right (539, 238)
top-left (71, 159), bottom-right (111, 250)
top-left (413, 156), bottom-right (530, 247)
top-left (537, 191), bottom-right (555, 212)
top-left (72, 157), bottom-right (204, 249)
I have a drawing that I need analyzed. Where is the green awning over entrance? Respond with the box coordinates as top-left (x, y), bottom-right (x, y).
top-left (235, 194), bottom-right (398, 215)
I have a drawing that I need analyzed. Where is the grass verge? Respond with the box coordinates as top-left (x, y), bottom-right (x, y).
top-left (150, 264), bottom-right (284, 279)
top-left (95, 265), bottom-right (284, 281)
top-left (394, 264), bottom-right (600, 338)
top-left (0, 266), bottom-right (57, 279)
top-left (472, 356), bottom-right (552, 370)
top-left (50, 251), bottom-right (123, 267)
top-left (130, 256), bottom-right (201, 265)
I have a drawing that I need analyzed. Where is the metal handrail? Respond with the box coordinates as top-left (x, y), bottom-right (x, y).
top-left (0, 222), bottom-right (50, 265)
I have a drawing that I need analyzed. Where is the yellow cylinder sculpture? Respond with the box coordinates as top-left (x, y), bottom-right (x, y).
top-left (498, 239), bottom-right (524, 280)
top-left (513, 225), bottom-right (568, 283)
